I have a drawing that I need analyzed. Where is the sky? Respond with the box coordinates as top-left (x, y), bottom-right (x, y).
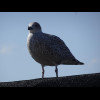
top-left (0, 12), bottom-right (100, 82)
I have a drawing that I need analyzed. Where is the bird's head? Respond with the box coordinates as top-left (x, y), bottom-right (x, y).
top-left (28, 22), bottom-right (42, 33)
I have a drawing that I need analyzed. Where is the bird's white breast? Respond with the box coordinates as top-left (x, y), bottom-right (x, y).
top-left (27, 32), bottom-right (44, 64)
top-left (27, 33), bottom-right (35, 57)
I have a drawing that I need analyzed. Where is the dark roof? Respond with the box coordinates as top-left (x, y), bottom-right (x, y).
top-left (0, 73), bottom-right (100, 87)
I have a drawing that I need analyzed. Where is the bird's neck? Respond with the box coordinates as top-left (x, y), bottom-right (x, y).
top-left (29, 29), bottom-right (42, 34)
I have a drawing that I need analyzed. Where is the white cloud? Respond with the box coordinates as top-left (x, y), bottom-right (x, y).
top-left (0, 45), bottom-right (13, 55)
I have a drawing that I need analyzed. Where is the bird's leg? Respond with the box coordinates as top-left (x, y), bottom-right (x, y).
top-left (55, 65), bottom-right (58, 78)
top-left (42, 65), bottom-right (44, 79)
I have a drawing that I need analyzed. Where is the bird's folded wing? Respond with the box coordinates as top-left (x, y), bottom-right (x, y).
top-left (42, 33), bottom-right (75, 59)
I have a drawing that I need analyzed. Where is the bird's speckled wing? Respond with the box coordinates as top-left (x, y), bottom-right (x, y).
top-left (40, 33), bottom-right (75, 61)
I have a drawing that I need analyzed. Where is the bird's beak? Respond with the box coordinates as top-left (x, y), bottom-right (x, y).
top-left (28, 27), bottom-right (33, 30)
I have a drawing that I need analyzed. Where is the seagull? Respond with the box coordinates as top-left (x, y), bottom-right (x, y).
top-left (27, 22), bottom-right (84, 78)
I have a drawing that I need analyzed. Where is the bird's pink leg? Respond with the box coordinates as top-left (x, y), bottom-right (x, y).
top-left (55, 66), bottom-right (58, 78)
top-left (42, 65), bottom-right (44, 79)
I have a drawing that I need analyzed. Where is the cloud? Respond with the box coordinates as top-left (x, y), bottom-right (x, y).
top-left (0, 45), bottom-right (13, 55)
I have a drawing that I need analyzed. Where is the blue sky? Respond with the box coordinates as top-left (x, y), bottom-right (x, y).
top-left (0, 12), bottom-right (100, 82)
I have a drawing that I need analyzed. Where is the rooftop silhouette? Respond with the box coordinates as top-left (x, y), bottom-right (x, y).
top-left (0, 73), bottom-right (100, 87)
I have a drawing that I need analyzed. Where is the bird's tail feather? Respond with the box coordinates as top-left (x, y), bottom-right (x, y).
top-left (61, 59), bottom-right (84, 65)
